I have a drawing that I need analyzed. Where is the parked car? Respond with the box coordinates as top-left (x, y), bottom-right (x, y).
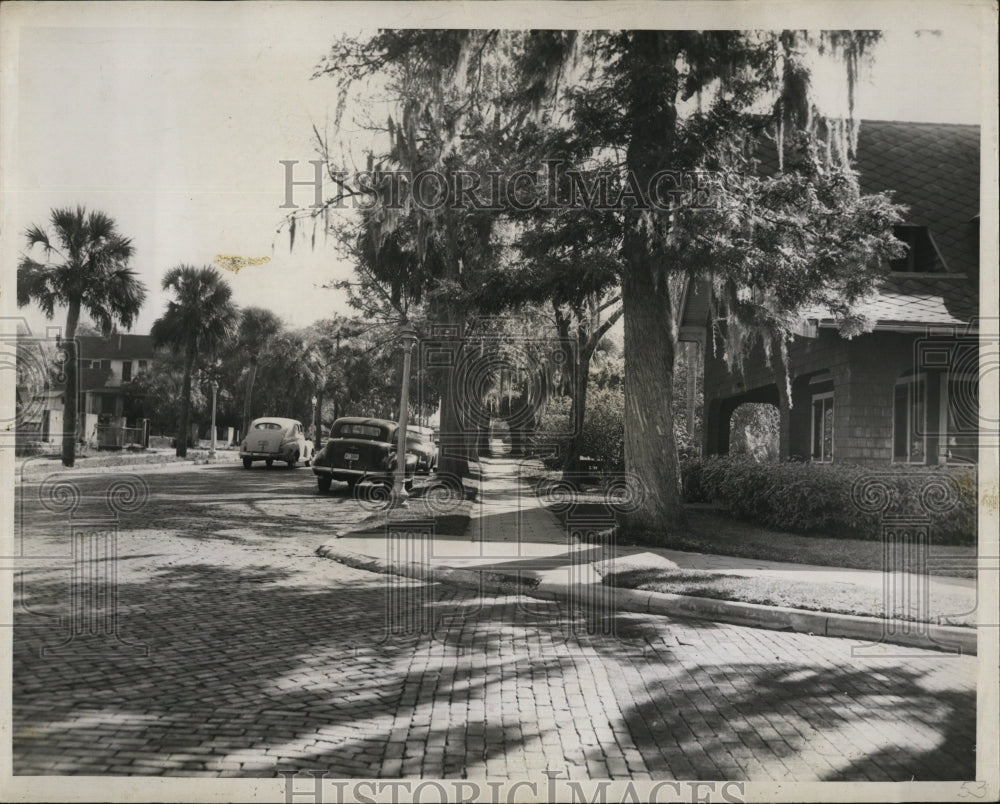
top-left (406, 425), bottom-right (438, 474)
top-left (240, 417), bottom-right (313, 469)
top-left (312, 417), bottom-right (417, 493)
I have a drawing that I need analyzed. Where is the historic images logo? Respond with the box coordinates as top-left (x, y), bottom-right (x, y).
top-left (280, 159), bottom-right (722, 213)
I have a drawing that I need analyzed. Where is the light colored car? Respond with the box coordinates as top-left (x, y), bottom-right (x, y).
top-left (240, 417), bottom-right (313, 469)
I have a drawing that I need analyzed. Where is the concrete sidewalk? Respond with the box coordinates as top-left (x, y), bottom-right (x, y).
top-left (14, 448), bottom-right (241, 480)
top-left (321, 456), bottom-right (977, 654)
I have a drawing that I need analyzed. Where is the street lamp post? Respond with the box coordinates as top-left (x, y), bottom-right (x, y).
top-left (392, 326), bottom-right (419, 505)
top-left (209, 380), bottom-right (219, 460)
top-left (311, 394), bottom-right (319, 451)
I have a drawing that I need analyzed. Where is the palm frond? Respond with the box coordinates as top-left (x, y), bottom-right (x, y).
top-left (18, 206), bottom-right (142, 332)
top-left (16, 258), bottom-right (58, 316)
top-left (152, 264), bottom-right (240, 361)
top-left (23, 224), bottom-right (53, 254)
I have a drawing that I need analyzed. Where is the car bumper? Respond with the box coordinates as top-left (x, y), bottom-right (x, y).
top-left (313, 465), bottom-right (411, 482)
top-left (241, 450), bottom-right (291, 460)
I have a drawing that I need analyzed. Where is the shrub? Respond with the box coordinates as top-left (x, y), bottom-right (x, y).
top-left (532, 386), bottom-right (626, 470)
top-left (533, 394), bottom-right (573, 459)
top-left (578, 385), bottom-right (625, 469)
top-left (681, 455), bottom-right (977, 544)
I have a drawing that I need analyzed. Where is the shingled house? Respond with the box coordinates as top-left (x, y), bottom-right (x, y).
top-left (77, 334), bottom-right (156, 421)
top-left (680, 120), bottom-right (980, 465)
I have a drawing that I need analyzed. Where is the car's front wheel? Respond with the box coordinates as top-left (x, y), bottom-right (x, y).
top-left (317, 475), bottom-right (332, 493)
top-left (242, 457), bottom-right (253, 469)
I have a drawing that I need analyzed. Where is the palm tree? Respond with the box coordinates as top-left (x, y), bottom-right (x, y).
top-left (16, 206), bottom-right (146, 467)
top-left (236, 307), bottom-right (282, 438)
top-left (151, 266), bottom-right (238, 457)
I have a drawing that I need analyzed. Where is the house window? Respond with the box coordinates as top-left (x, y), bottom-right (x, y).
top-left (889, 225), bottom-right (944, 273)
top-left (810, 392), bottom-right (834, 462)
top-left (893, 374), bottom-right (926, 462)
top-left (945, 374), bottom-right (979, 464)
top-left (138, 360), bottom-right (148, 373)
top-left (122, 361), bottom-right (133, 382)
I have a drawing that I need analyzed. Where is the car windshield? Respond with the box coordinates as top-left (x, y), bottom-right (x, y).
top-left (334, 423), bottom-right (386, 440)
top-left (253, 422), bottom-right (283, 430)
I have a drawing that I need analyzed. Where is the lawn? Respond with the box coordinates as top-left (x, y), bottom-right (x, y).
top-left (667, 507), bottom-right (975, 579)
top-left (603, 566), bottom-right (977, 627)
top-left (543, 494), bottom-right (976, 579)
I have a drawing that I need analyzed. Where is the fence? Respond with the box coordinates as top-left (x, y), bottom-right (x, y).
top-left (96, 423), bottom-right (148, 450)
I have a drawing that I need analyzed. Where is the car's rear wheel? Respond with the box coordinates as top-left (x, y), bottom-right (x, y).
top-left (266, 459), bottom-right (274, 468)
top-left (317, 475), bottom-right (332, 493)
top-left (242, 457), bottom-right (253, 469)
top-left (288, 452), bottom-right (298, 469)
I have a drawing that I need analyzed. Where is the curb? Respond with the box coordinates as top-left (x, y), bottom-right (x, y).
top-left (316, 542), bottom-right (542, 595)
top-left (332, 474), bottom-right (480, 539)
top-left (15, 452), bottom-right (240, 481)
top-left (315, 543), bottom-right (977, 656)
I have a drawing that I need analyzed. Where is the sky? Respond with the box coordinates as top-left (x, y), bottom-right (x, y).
top-left (1, 2), bottom-right (990, 340)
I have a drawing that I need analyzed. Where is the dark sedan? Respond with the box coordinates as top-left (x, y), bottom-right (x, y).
top-left (312, 417), bottom-right (417, 493)
top-left (406, 425), bottom-right (439, 474)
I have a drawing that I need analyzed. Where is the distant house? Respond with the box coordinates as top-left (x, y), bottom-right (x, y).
top-left (680, 121), bottom-right (980, 465)
top-left (77, 334), bottom-right (156, 422)
top-left (31, 334), bottom-right (157, 447)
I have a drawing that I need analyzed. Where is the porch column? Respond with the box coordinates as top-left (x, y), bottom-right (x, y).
top-left (704, 396), bottom-right (739, 456)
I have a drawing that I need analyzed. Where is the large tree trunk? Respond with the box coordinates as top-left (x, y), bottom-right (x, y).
top-left (620, 267), bottom-right (684, 537)
top-left (176, 346), bottom-right (194, 458)
top-left (242, 360), bottom-right (258, 439)
top-left (314, 388), bottom-right (324, 447)
top-left (562, 340), bottom-right (594, 474)
top-left (437, 344), bottom-right (469, 478)
top-left (774, 344), bottom-right (792, 461)
top-left (61, 301), bottom-right (81, 467)
top-left (436, 318), bottom-right (475, 479)
top-left (617, 32), bottom-right (685, 538)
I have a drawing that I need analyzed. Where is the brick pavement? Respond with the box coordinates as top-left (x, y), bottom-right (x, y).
top-left (11, 464), bottom-right (978, 780)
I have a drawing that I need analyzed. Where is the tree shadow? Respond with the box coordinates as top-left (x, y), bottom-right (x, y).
top-left (13, 468), bottom-right (977, 781)
top-left (13, 555), bottom-right (975, 780)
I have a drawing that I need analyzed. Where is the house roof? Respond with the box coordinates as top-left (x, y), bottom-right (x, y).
top-left (851, 120), bottom-right (980, 276)
top-left (802, 273), bottom-right (979, 331)
top-left (681, 120), bottom-right (981, 331)
top-left (77, 334), bottom-right (156, 361)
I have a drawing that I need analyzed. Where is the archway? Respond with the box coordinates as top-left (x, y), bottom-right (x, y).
top-left (729, 401), bottom-right (780, 462)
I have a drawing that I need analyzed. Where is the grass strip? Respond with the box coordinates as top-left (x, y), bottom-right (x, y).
top-left (604, 567), bottom-right (975, 627)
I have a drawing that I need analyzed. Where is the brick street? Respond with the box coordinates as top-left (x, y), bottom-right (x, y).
top-left (11, 463), bottom-right (977, 780)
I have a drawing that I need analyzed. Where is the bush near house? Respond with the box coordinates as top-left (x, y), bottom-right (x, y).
top-left (682, 456), bottom-right (977, 545)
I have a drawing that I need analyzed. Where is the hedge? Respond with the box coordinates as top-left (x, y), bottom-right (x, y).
top-left (682, 456), bottom-right (977, 544)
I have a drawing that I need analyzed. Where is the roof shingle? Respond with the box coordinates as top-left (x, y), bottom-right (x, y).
top-left (77, 335), bottom-right (156, 361)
